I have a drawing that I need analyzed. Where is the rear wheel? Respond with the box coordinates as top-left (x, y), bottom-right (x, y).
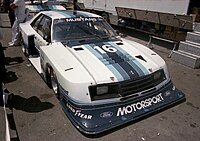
top-left (50, 68), bottom-right (60, 100)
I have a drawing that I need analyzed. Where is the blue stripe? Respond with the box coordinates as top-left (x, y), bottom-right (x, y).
top-left (84, 41), bottom-right (149, 81)
top-left (107, 65), bottom-right (124, 81)
top-left (84, 44), bottom-right (104, 59)
top-left (132, 60), bottom-right (149, 75)
top-left (118, 61), bottom-right (139, 79)
top-left (55, 11), bottom-right (73, 18)
top-left (51, 5), bottom-right (64, 10)
top-left (127, 61), bottom-right (144, 77)
top-left (85, 45), bottom-right (116, 65)
top-left (100, 42), bottom-right (139, 79)
top-left (28, 5), bottom-right (42, 11)
top-left (84, 44), bottom-right (126, 81)
top-left (74, 12), bottom-right (91, 18)
top-left (108, 42), bottom-right (129, 57)
top-left (55, 11), bottom-right (93, 19)
top-left (91, 42), bottom-right (138, 79)
top-left (108, 42), bottom-right (149, 75)
top-left (112, 63), bottom-right (130, 80)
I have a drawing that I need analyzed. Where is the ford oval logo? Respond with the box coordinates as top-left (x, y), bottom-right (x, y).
top-left (100, 111), bottom-right (113, 118)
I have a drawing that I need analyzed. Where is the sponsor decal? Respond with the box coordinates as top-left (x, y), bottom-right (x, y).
top-left (66, 103), bottom-right (92, 120)
top-left (100, 111), bottom-right (113, 118)
top-left (117, 93), bottom-right (164, 116)
top-left (129, 70), bottom-right (135, 75)
top-left (65, 17), bottom-right (97, 22)
top-left (165, 91), bottom-right (172, 96)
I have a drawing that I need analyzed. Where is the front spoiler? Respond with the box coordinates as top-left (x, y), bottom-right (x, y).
top-left (59, 81), bottom-right (185, 134)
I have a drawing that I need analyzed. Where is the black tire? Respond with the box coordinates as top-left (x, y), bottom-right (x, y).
top-left (50, 68), bottom-right (60, 100)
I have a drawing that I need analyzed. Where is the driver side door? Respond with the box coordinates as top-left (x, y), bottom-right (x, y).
top-left (31, 14), bottom-right (52, 51)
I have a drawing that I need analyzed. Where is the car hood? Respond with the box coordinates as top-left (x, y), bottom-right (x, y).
top-left (66, 38), bottom-right (167, 84)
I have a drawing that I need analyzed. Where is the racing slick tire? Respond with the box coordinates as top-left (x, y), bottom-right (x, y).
top-left (50, 68), bottom-right (60, 100)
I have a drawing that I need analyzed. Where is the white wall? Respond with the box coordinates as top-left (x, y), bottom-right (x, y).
top-left (79, 0), bottom-right (190, 15)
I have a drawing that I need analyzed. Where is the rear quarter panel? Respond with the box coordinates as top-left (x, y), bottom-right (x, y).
top-left (19, 22), bottom-right (35, 46)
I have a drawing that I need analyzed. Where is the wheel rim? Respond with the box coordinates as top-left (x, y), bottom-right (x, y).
top-left (50, 69), bottom-right (58, 95)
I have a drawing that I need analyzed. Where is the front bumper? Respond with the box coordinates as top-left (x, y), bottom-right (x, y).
top-left (59, 81), bottom-right (185, 134)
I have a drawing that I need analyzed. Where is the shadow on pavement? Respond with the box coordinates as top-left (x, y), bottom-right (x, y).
top-left (5, 57), bottom-right (24, 66)
top-left (4, 88), bottom-right (54, 141)
top-left (7, 94), bottom-right (54, 113)
top-left (4, 71), bottom-right (18, 83)
top-left (2, 56), bottom-right (24, 84)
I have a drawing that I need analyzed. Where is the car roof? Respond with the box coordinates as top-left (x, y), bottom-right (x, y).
top-left (40, 10), bottom-right (101, 20)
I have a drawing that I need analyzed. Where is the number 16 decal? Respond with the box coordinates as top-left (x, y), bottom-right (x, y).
top-left (94, 45), bottom-right (117, 54)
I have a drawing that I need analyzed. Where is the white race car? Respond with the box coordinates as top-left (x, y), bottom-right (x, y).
top-left (19, 10), bottom-right (185, 134)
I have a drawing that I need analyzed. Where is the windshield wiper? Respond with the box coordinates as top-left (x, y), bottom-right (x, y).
top-left (76, 25), bottom-right (110, 40)
top-left (100, 35), bottom-right (109, 39)
top-left (94, 34), bottom-right (109, 40)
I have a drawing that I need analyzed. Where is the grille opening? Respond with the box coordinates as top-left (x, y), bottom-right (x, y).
top-left (73, 47), bottom-right (84, 51)
top-left (116, 42), bottom-right (124, 45)
top-left (89, 69), bottom-right (166, 101)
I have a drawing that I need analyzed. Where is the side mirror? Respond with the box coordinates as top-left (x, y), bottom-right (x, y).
top-left (44, 35), bottom-right (51, 43)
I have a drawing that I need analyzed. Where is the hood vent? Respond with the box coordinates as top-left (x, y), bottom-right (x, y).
top-left (135, 55), bottom-right (147, 62)
top-left (73, 47), bottom-right (84, 51)
top-left (116, 42), bottom-right (124, 45)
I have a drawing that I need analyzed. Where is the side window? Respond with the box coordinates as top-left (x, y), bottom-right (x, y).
top-left (31, 14), bottom-right (43, 31)
top-left (31, 14), bottom-right (52, 43)
top-left (37, 17), bottom-right (52, 42)
top-left (37, 17), bottom-right (46, 37)
top-left (42, 17), bottom-right (52, 42)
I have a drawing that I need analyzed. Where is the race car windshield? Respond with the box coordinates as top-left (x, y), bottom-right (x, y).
top-left (52, 17), bottom-right (117, 42)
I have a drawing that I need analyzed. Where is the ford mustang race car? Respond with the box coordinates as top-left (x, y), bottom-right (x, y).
top-left (19, 10), bottom-right (185, 134)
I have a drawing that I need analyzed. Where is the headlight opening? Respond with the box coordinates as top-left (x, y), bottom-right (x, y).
top-left (89, 84), bottom-right (119, 101)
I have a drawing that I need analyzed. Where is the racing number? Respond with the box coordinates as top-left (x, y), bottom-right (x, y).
top-left (94, 45), bottom-right (117, 54)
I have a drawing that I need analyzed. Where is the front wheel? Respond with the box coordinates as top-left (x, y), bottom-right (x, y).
top-left (50, 68), bottom-right (60, 100)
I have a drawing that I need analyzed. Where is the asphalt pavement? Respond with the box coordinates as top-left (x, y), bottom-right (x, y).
top-left (0, 13), bottom-right (200, 141)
